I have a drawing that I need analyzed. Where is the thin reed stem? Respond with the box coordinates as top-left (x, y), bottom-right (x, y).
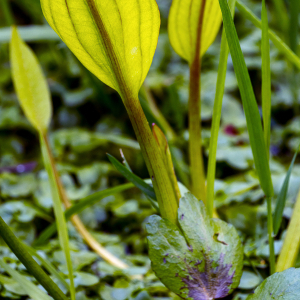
top-left (188, 0), bottom-right (207, 203)
top-left (267, 197), bottom-right (275, 274)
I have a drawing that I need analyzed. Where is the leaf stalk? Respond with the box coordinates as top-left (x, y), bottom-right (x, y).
top-left (188, 0), bottom-right (207, 203)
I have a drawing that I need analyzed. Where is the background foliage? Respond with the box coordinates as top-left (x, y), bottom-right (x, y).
top-left (0, 0), bottom-right (300, 299)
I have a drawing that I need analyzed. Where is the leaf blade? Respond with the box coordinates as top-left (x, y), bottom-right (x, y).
top-left (247, 268), bottom-right (300, 299)
top-left (41, 0), bottom-right (160, 95)
top-left (168, 0), bottom-right (222, 62)
top-left (10, 27), bottom-right (51, 132)
top-left (107, 153), bottom-right (156, 200)
top-left (219, 0), bottom-right (273, 197)
top-left (273, 146), bottom-right (300, 235)
top-left (146, 194), bottom-right (243, 299)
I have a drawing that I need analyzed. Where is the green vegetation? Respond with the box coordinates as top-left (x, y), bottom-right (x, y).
top-left (0, 0), bottom-right (300, 299)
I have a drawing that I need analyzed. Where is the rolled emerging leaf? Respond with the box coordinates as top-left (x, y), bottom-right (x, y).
top-left (152, 124), bottom-right (181, 202)
top-left (10, 27), bottom-right (52, 132)
top-left (168, 0), bottom-right (222, 62)
top-left (41, 0), bottom-right (160, 97)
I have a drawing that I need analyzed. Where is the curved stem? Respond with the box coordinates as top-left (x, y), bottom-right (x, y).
top-left (43, 134), bottom-right (129, 270)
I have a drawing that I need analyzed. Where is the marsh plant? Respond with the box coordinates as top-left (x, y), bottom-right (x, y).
top-left (1, 0), bottom-right (300, 299)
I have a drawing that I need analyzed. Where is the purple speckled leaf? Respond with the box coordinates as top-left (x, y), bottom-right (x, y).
top-left (146, 193), bottom-right (243, 300)
top-left (182, 254), bottom-right (234, 300)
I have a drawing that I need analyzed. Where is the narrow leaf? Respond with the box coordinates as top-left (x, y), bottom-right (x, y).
top-left (247, 268), bottom-right (300, 299)
top-left (219, 0), bottom-right (273, 197)
top-left (24, 245), bottom-right (69, 290)
top-left (273, 146), bottom-right (299, 235)
top-left (107, 154), bottom-right (156, 200)
top-left (168, 0), bottom-right (222, 62)
top-left (261, 0), bottom-right (271, 159)
top-left (40, 0), bottom-right (160, 96)
top-left (0, 216), bottom-right (68, 300)
top-left (146, 193), bottom-right (243, 299)
top-left (10, 27), bottom-right (51, 132)
top-left (236, 1), bottom-right (300, 70)
top-left (0, 260), bottom-right (53, 300)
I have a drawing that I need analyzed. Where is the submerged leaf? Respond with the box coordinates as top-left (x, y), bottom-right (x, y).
top-left (168, 0), bottom-right (222, 62)
top-left (10, 27), bottom-right (51, 132)
top-left (41, 0), bottom-right (160, 96)
top-left (247, 268), bottom-right (300, 299)
top-left (146, 193), bottom-right (243, 299)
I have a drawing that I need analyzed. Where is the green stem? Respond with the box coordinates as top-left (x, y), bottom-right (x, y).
top-left (122, 93), bottom-right (179, 224)
top-left (189, 0), bottom-right (207, 203)
top-left (206, 0), bottom-right (236, 217)
top-left (40, 133), bottom-right (76, 300)
top-left (276, 188), bottom-right (300, 272)
top-left (236, 1), bottom-right (300, 70)
top-left (140, 84), bottom-right (176, 141)
top-left (261, 0), bottom-right (271, 162)
top-left (267, 197), bottom-right (275, 274)
top-left (0, 216), bottom-right (68, 300)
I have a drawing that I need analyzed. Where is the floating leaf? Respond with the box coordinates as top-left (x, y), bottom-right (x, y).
top-left (41, 0), bottom-right (160, 96)
top-left (146, 193), bottom-right (243, 299)
top-left (247, 268), bottom-right (300, 299)
top-left (10, 27), bottom-right (52, 132)
top-left (168, 0), bottom-right (222, 62)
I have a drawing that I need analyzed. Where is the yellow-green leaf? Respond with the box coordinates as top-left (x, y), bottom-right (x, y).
top-left (10, 27), bottom-right (52, 132)
top-left (40, 0), bottom-right (160, 97)
top-left (168, 0), bottom-right (222, 62)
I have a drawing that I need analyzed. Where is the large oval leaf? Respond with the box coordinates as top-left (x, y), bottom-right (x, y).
top-left (10, 27), bottom-right (52, 132)
top-left (247, 268), bottom-right (300, 299)
top-left (146, 193), bottom-right (243, 299)
top-left (41, 0), bottom-right (160, 96)
top-left (168, 0), bottom-right (222, 62)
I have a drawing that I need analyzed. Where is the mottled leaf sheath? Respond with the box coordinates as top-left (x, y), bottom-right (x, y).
top-left (41, 0), bottom-right (160, 97)
top-left (247, 268), bottom-right (300, 299)
top-left (168, 0), bottom-right (222, 63)
top-left (146, 194), bottom-right (243, 299)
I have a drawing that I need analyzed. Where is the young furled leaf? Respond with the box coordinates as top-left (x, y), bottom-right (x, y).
top-left (152, 124), bottom-right (181, 202)
top-left (40, 0), bottom-right (160, 97)
top-left (168, 0), bottom-right (222, 63)
top-left (247, 268), bottom-right (300, 299)
top-left (146, 193), bottom-right (243, 300)
top-left (10, 27), bottom-right (51, 132)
